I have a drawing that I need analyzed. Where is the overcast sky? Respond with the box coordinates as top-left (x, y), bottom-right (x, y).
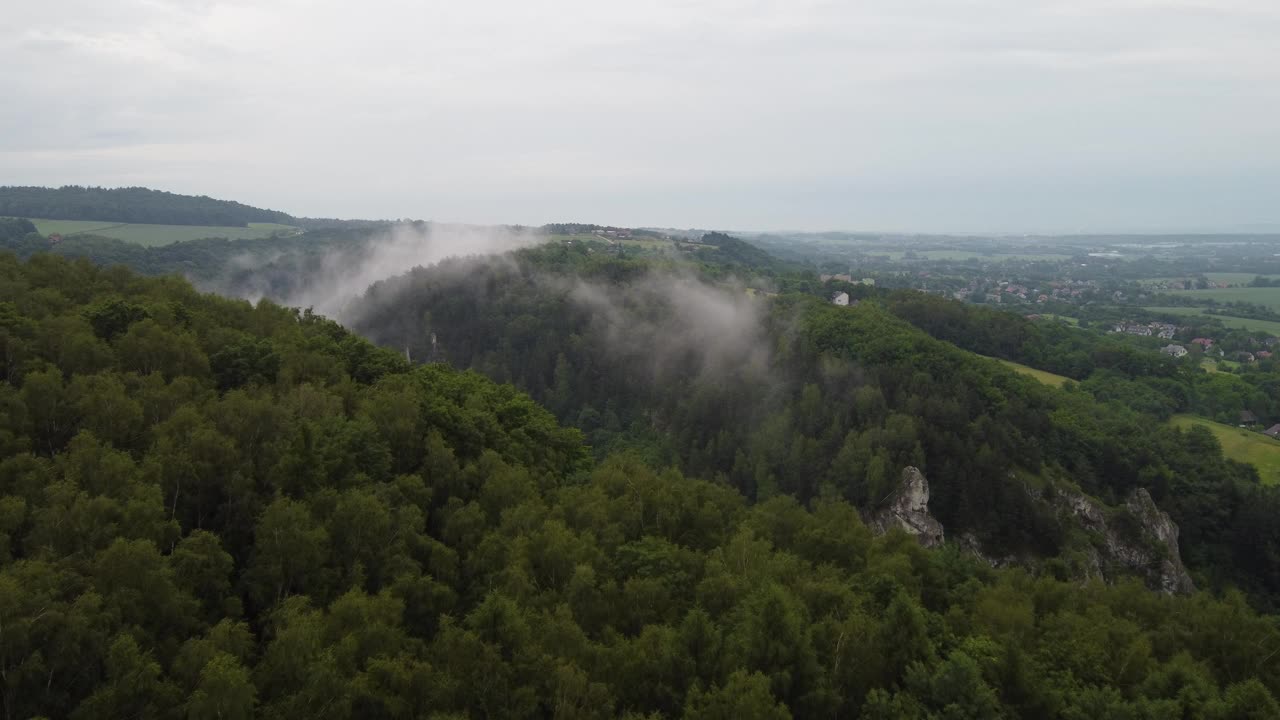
top-left (3, 0), bottom-right (1278, 232)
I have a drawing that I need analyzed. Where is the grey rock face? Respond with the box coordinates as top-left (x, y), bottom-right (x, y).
top-left (866, 467), bottom-right (945, 548)
top-left (862, 467), bottom-right (1193, 594)
top-left (1121, 488), bottom-right (1195, 594)
top-left (1052, 485), bottom-right (1195, 594)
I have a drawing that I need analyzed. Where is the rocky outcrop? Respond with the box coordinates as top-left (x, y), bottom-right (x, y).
top-left (862, 467), bottom-right (1193, 593)
top-left (1121, 488), bottom-right (1196, 594)
top-left (865, 467), bottom-right (944, 548)
top-left (1051, 485), bottom-right (1195, 594)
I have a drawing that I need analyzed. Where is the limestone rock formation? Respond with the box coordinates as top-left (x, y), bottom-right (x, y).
top-left (863, 467), bottom-right (1193, 594)
top-left (1121, 488), bottom-right (1196, 594)
top-left (865, 466), bottom-right (945, 548)
top-left (1052, 485), bottom-right (1195, 594)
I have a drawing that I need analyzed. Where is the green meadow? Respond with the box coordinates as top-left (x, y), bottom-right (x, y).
top-left (988, 357), bottom-right (1071, 387)
top-left (30, 219), bottom-right (298, 247)
top-left (1170, 414), bottom-right (1280, 486)
top-left (1162, 286), bottom-right (1280, 312)
top-left (1142, 306), bottom-right (1280, 335)
top-left (1203, 272), bottom-right (1280, 286)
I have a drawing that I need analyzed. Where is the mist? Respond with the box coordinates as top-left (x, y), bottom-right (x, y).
top-left (216, 221), bottom-right (543, 323)
top-left (343, 244), bottom-right (784, 453)
top-left (566, 272), bottom-right (772, 384)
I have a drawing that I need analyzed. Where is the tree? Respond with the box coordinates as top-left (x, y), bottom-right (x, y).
top-left (21, 369), bottom-right (72, 455)
top-left (116, 319), bottom-right (209, 380)
top-left (185, 653), bottom-right (256, 720)
top-left (70, 634), bottom-right (180, 720)
top-left (171, 530), bottom-right (238, 621)
top-left (70, 373), bottom-right (143, 448)
top-left (684, 671), bottom-right (791, 720)
top-left (245, 498), bottom-right (329, 608)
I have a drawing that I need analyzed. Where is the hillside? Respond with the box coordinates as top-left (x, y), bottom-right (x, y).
top-left (0, 185), bottom-right (295, 227)
top-left (10, 215), bottom-right (1280, 605)
top-left (346, 244), bottom-right (1280, 606)
top-left (1, 252), bottom-right (1278, 717)
top-left (696, 231), bottom-right (785, 271)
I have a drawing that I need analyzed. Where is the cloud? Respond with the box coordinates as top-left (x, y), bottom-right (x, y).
top-left (218, 222), bottom-right (541, 321)
top-left (567, 272), bottom-right (771, 382)
top-left (2, 0), bottom-right (1277, 231)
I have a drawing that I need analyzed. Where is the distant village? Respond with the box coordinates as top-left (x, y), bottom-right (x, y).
top-left (1105, 320), bottom-right (1280, 364)
top-left (952, 278), bottom-right (1099, 305)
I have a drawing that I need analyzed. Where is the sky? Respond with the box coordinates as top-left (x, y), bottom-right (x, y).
top-left (3, 0), bottom-right (1278, 233)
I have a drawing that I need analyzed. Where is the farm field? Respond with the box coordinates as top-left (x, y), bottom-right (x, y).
top-left (878, 250), bottom-right (1072, 262)
top-left (30, 218), bottom-right (298, 247)
top-left (1140, 273), bottom-right (1280, 287)
top-left (1204, 272), bottom-right (1280, 286)
top-left (1142, 306), bottom-right (1280, 335)
top-left (989, 357), bottom-right (1071, 387)
top-left (1161, 286), bottom-right (1280, 312)
top-left (1170, 414), bottom-right (1280, 486)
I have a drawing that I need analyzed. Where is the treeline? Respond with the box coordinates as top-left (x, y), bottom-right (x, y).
top-left (0, 218), bottom-right (36, 243)
top-left (348, 245), bottom-right (1280, 606)
top-left (1, 251), bottom-right (1279, 718)
top-left (0, 186), bottom-right (295, 227)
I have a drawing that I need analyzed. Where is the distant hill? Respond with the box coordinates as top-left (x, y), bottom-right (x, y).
top-left (0, 185), bottom-right (295, 227)
top-left (698, 230), bottom-right (785, 270)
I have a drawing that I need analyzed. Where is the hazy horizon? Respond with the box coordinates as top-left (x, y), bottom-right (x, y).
top-left (4, 0), bottom-right (1278, 233)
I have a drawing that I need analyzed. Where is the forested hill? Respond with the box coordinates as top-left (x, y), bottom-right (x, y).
top-left (2, 250), bottom-right (1280, 718)
top-left (697, 231), bottom-right (784, 271)
top-left (0, 186), bottom-right (295, 227)
top-left (350, 243), bottom-right (1280, 607)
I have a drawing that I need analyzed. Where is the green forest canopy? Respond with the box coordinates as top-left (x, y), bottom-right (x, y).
top-left (1, 252), bottom-right (1278, 717)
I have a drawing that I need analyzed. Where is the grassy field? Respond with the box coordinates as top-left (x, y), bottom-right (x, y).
top-left (550, 233), bottom-right (675, 251)
top-left (1142, 306), bottom-right (1280, 335)
top-left (1170, 414), bottom-right (1280, 486)
top-left (1204, 272), bottom-right (1280, 286)
top-left (1038, 313), bottom-right (1079, 326)
top-left (989, 357), bottom-right (1071, 387)
top-left (1200, 359), bottom-right (1241, 372)
top-left (30, 219), bottom-right (299, 247)
top-left (1161, 286), bottom-right (1280, 312)
top-left (1140, 273), bottom-right (1280, 287)
top-left (619, 237), bottom-right (676, 250)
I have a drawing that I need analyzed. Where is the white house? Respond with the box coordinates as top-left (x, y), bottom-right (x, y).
top-left (1161, 344), bottom-right (1188, 358)
top-left (832, 291), bottom-right (850, 306)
